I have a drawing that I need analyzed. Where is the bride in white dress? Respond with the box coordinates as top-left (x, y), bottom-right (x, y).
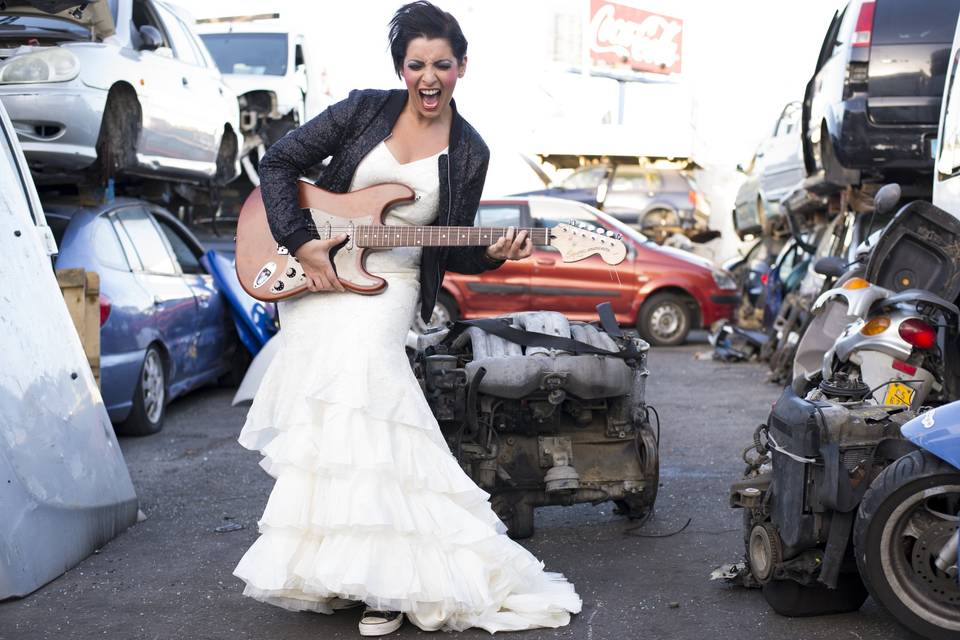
top-left (233, 2), bottom-right (582, 635)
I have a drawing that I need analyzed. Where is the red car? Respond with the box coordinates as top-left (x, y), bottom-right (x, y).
top-left (430, 196), bottom-right (738, 346)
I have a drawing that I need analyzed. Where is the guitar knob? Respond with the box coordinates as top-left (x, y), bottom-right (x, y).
top-left (272, 281), bottom-right (285, 292)
top-left (286, 267), bottom-right (297, 278)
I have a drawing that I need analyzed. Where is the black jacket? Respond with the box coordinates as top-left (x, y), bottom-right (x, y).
top-left (258, 88), bottom-right (501, 322)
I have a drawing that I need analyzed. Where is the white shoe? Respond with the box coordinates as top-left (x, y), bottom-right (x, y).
top-left (358, 608), bottom-right (404, 636)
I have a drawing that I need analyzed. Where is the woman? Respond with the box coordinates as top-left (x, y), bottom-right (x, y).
top-left (233, 2), bottom-right (582, 635)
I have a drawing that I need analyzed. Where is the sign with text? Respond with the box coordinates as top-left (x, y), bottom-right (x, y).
top-left (588, 0), bottom-right (683, 75)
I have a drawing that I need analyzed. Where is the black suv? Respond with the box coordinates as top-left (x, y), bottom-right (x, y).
top-left (804, 0), bottom-right (960, 190)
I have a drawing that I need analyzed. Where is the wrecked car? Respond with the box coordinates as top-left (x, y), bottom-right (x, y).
top-left (0, 0), bottom-right (240, 194)
top-left (414, 308), bottom-right (658, 538)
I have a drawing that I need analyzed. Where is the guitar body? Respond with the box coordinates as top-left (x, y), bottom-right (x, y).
top-left (235, 181), bottom-right (415, 301)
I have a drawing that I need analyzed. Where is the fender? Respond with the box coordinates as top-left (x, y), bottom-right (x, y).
top-left (902, 402), bottom-right (960, 469)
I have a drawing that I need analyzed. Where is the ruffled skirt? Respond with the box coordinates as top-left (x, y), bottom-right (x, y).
top-left (233, 272), bottom-right (581, 632)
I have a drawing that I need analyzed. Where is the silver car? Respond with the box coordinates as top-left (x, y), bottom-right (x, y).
top-left (0, 0), bottom-right (240, 187)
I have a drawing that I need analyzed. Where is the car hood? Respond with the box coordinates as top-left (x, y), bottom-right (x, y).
top-left (1, 1), bottom-right (115, 37)
top-left (647, 243), bottom-right (715, 271)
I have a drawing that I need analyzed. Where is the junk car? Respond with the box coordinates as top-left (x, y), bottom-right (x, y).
top-left (0, 0), bottom-right (241, 191)
top-left (428, 197), bottom-right (738, 347)
top-left (46, 198), bottom-right (242, 435)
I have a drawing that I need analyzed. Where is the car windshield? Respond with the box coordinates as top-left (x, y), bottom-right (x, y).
top-left (560, 166), bottom-right (607, 190)
top-left (200, 32), bottom-right (288, 76)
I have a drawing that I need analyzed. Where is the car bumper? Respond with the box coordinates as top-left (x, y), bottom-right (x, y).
top-left (832, 95), bottom-right (938, 172)
top-left (0, 82), bottom-right (108, 173)
top-left (101, 347), bottom-right (146, 424)
top-left (701, 292), bottom-right (738, 326)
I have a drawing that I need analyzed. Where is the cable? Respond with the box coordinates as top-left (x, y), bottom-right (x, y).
top-left (624, 510), bottom-right (692, 538)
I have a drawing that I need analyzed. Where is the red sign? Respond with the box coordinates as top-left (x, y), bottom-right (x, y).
top-left (588, 0), bottom-right (683, 75)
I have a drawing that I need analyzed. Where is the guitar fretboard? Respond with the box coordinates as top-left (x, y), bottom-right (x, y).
top-left (351, 226), bottom-right (551, 248)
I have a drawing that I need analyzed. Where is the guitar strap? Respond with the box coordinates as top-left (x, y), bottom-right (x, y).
top-left (438, 304), bottom-right (643, 360)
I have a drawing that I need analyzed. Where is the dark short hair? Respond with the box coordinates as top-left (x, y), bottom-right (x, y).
top-left (388, 1), bottom-right (467, 77)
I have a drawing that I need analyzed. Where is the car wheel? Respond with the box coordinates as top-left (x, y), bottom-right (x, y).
top-left (854, 451), bottom-right (960, 639)
top-left (117, 345), bottom-right (166, 437)
top-left (638, 292), bottom-right (693, 346)
top-left (94, 88), bottom-right (141, 183)
top-left (641, 209), bottom-right (680, 243)
top-left (413, 291), bottom-right (459, 334)
top-left (213, 127), bottom-right (238, 186)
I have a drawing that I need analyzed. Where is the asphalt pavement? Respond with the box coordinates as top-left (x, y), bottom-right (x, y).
top-left (0, 334), bottom-right (918, 639)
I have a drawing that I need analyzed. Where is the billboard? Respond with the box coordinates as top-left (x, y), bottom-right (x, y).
top-left (588, 0), bottom-right (683, 75)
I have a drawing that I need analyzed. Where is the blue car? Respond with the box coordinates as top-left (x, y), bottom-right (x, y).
top-left (46, 198), bottom-right (241, 436)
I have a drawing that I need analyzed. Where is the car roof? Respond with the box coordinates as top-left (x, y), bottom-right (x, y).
top-left (195, 21), bottom-right (299, 36)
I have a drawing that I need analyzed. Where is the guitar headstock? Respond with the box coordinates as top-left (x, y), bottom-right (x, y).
top-left (550, 222), bottom-right (627, 265)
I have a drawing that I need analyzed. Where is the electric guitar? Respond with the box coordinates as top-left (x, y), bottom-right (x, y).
top-left (235, 181), bottom-right (627, 302)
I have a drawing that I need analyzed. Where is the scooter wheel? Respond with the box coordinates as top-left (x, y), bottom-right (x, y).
top-left (854, 451), bottom-right (960, 639)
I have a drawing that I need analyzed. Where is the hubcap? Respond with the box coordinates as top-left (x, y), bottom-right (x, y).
top-left (142, 349), bottom-right (165, 424)
top-left (650, 302), bottom-right (684, 340)
top-left (879, 484), bottom-right (960, 630)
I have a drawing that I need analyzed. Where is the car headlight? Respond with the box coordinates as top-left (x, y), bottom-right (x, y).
top-left (0, 48), bottom-right (80, 84)
top-left (712, 269), bottom-right (737, 290)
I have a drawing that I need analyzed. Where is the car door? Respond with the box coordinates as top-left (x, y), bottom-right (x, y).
top-left (130, 0), bottom-right (192, 163)
top-left (153, 1), bottom-right (220, 167)
top-left (152, 210), bottom-right (230, 378)
top-left (527, 199), bottom-right (636, 321)
top-left (450, 202), bottom-right (531, 315)
top-left (113, 205), bottom-right (198, 387)
top-left (760, 102), bottom-right (805, 200)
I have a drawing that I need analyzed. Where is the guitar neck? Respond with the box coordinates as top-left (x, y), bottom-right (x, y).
top-left (352, 226), bottom-right (551, 248)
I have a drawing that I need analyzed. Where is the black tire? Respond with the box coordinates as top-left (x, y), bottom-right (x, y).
top-left (761, 573), bottom-right (868, 617)
top-left (213, 128), bottom-right (238, 186)
top-left (637, 292), bottom-right (693, 346)
top-left (854, 451), bottom-right (960, 639)
top-left (94, 89), bottom-right (141, 183)
top-left (116, 345), bottom-right (166, 437)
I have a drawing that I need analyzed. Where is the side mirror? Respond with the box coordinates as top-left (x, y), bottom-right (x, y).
top-left (873, 183), bottom-right (901, 218)
top-left (138, 25), bottom-right (164, 51)
top-left (814, 255), bottom-right (847, 278)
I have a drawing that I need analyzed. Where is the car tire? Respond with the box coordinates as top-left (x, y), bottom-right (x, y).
top-left (492, 494), bottom-right (535, 539)
top-left (637, 292), bottom-right (693, 346)
top-left (853, 451), bottom-right (960, 639)
top-left (414, 291), bottom-right (459, 333)
top-left (94, 88), bottom-right (141, 183)
top-left (213, 128), bottom-right (238, 187)
top-left (116, 345), bottom-right (166, 437)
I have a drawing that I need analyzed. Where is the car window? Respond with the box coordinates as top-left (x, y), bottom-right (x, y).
top-left (94, 217), bottom-right (129, 270)
top-left (200, 33), bottom-right (289, 76)
top-left (131, 2), bottom-right (170, 49)
top-left (295, 43), bottom-right (305, 68)
top-left (186, 26), bottom-right (213, 68)
top-left (561, 166), bottom-right (607, 190)
top-left (115, 207), bottom-right (177, 275)
top-left (154, 215), bottom-right (203, 274)
top-left (873, 0), bottom-right (960, 45)
top-left (477, 205), bottom-right (522, 227)
top-left (155, 4), bottom-right (200, 65)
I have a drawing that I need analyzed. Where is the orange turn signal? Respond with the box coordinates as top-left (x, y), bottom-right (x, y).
top-left (861, 317), bottom-right (891, 336)
top-left (843, 277), bottom-right (870, 290)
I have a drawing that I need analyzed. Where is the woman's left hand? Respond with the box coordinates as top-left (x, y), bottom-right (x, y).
top-left (485, 227), bottom-right (533, 261)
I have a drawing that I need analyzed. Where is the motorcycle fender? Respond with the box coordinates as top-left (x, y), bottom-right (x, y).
top-left (901, 401), bottom-right (960, 469)
top-left (812, 284), bottom-right (892, 317)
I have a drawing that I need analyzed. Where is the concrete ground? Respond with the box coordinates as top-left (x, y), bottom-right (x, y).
top-left (0, 335), bottom-right (918, 639)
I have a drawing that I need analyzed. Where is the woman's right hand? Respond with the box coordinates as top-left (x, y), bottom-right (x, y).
top-left (294, 236), bottom-right (347, 292)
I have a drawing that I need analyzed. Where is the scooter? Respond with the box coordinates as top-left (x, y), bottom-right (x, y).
top-left (729, 191), bottom-right (960, 631)
top-left (853, 402), bottom-right (960, 639)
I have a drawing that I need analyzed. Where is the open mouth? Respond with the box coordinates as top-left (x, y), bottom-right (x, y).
top-left (419, 88), bottom-right (441, 110)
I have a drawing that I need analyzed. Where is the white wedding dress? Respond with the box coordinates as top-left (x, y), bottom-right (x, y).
top-left (233, 141), bottom-right (582, 633)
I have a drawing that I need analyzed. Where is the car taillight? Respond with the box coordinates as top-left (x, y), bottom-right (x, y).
top-left (899, 318), bottom-right (937, 349)
top-left (99, 293), bottom-right (111, 327)
top-left (760, 273), bottom-right (769, 285)
top-left (852, 0), bottom-right (875, 48)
